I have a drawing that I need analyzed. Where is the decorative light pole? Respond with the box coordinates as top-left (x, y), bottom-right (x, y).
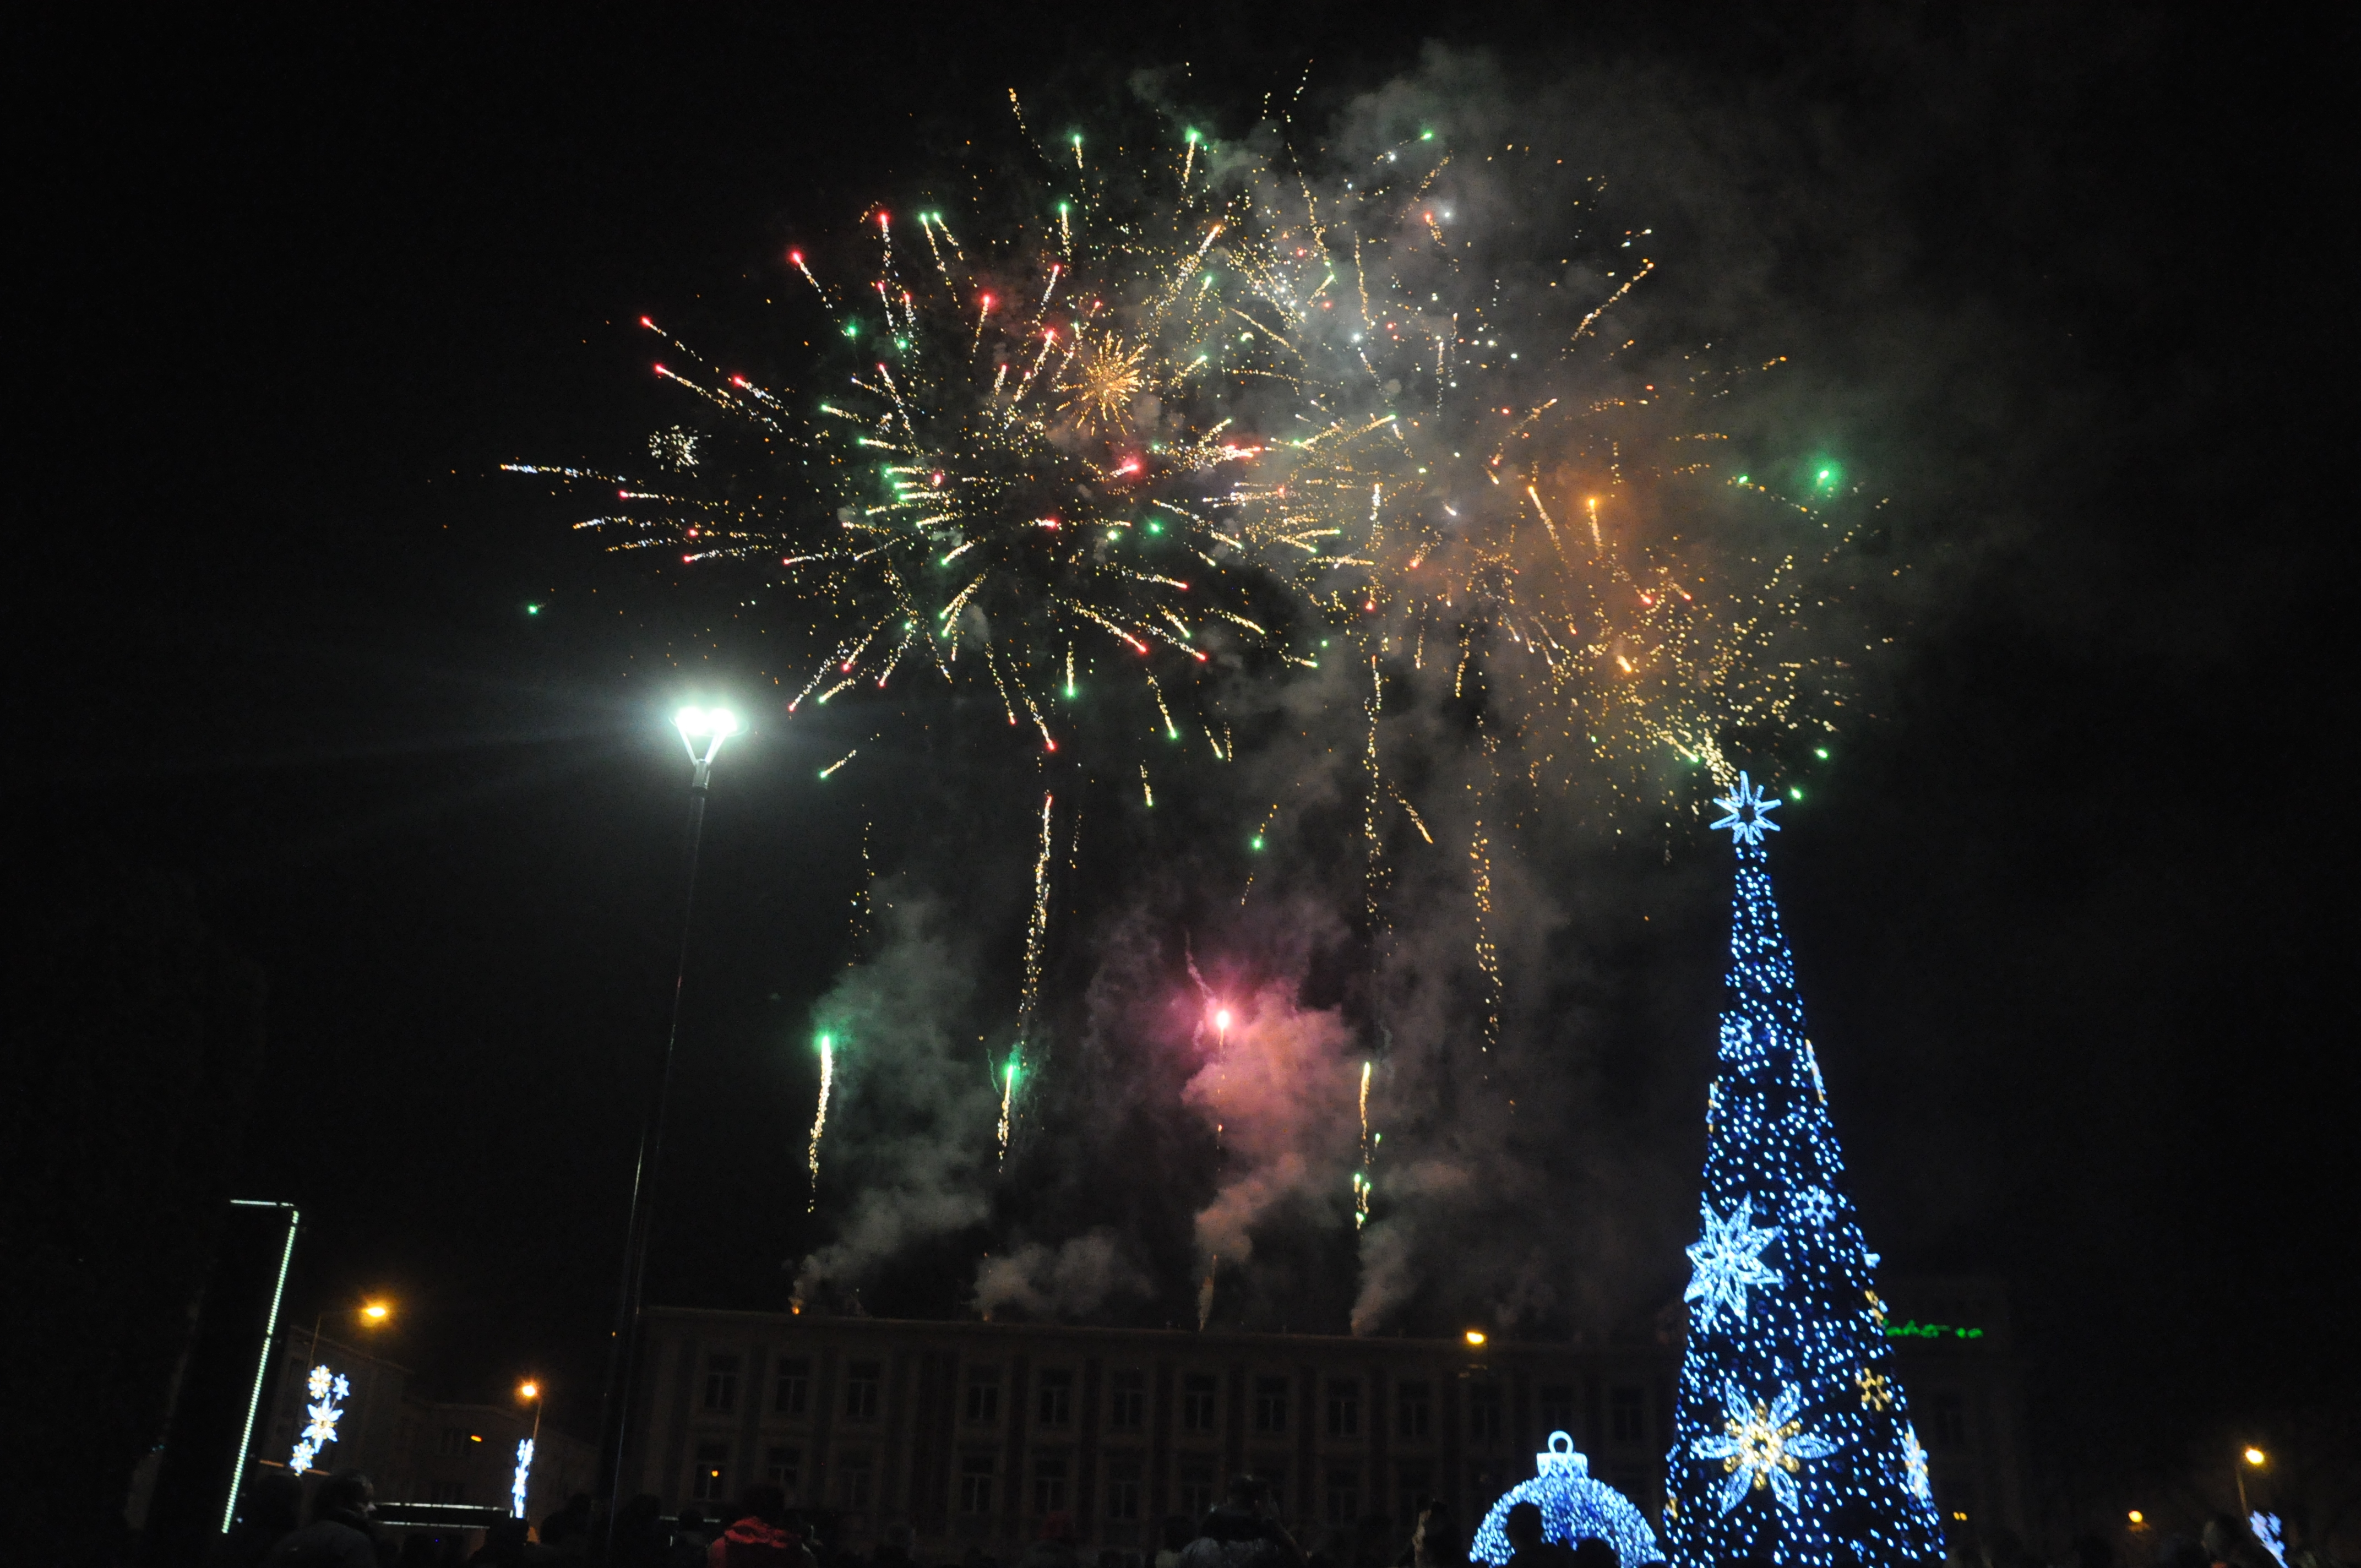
top-left (594, 706), bottom-right (741, 1535)
top-left (514, 1382), bottom-right (543, 1520)
top-left (289, 1298), bottom-right (392, 1477)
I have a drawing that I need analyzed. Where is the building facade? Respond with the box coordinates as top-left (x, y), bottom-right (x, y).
top-left (1874, 1277), bottom-right (2030, 1544)
top-left (245, 1332), bottom-right (595, 1525)
top-left (627, 1282), bottom-right (2025, 1562)
top-left (626, 1308), bottom-right (1676, 1561)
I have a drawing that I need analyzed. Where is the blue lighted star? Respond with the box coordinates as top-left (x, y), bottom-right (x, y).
top-left (1711, 771), bottom-right (1781, 845)
top-left (1684, 1196), bottom-right (1782, 1326)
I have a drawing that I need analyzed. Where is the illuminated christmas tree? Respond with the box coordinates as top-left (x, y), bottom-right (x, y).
top-left (1662, 775), bottom-right (1945, 1567)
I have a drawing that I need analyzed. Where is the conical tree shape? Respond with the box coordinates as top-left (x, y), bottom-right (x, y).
top-left (1662, 774), bottom-right (1945, 1567)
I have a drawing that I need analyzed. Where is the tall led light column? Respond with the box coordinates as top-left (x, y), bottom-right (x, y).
top-left (594, 706), bottom-right (739, 1531)
top-left (1663, 774), bottom-right (1945, 1567)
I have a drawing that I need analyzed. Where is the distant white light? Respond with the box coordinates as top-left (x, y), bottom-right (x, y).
top-left (513, 1438), bottom-right (536, 1518)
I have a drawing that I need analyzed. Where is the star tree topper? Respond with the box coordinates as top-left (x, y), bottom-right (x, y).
top-left (1711, 771), bottom-right (1781, 846)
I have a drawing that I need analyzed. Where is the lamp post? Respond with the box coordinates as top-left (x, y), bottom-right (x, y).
top-left (515, 1382), bottom-right (545, 1522)
top-left (304, 1298), bottom-right (394, 1376)
top-left (2237, 1446), bottom-right (2266, 1515)
top-left (594, 705), bottom-right (740, 1540)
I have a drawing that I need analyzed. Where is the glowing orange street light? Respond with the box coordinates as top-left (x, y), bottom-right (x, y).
top-left (519, 1379), bottom-right (544, 1444)
top-left (1464, 1329), bottom-right (1487, 1347)
top-left (2245, 1447), bottom-right (2267, 1467)
top-left (361, 1301), bottom-right (391, 1325)
top-left (2128, 1512), bottom-right (2146, 1527)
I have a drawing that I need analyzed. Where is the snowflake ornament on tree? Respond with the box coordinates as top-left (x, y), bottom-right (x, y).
top-left (1685, 1198), bottom-right (1783, 1326)
top-left (1663, 778), bottom-right (1946, 1566)
top-left (1691, 1380), bottom-right (1841, 1515)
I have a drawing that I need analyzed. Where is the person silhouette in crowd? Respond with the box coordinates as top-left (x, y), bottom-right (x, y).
top-left (1157, 1517), bottom-right (1195, 1568)
top-left (1400, 1500), bottom-right (1460, 1568)
top-left (668, 1509), bottom-right (716, 1568)
top-left (709, 1484), bottom-right (817, 1568)
top-left (264, 1470), bottom-right (380, 1568)
top-left (1500, 1503), bottom-right (1575, 1568)
top-left (211, 1473), bottom-right (306, 1568)
top-left (1019, 1513), bottom-right (1082, 1568)
top-left (873, 1521), bottom-right (918, 1568)
top-left (605, 1495), bottom-right (670, 1568)
top-left (2202, 1515), bottom-right (2281, 1568)
top-left (470, 1518), bottom-right (530, 1567)
top-left (1179, 1476), bottom-right (1304, 1568)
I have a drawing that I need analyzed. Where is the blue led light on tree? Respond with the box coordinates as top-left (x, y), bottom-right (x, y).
top-left (1663, 774), bottom-right (1945, 1567)
top-left (1471, 1433), bottom-right (1661, 1568)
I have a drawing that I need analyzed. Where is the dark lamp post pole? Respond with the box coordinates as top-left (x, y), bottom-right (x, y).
top-left (594, 707), bottom-right (739, 1548)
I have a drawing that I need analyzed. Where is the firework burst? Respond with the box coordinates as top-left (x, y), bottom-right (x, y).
top-left (516, 104), bottom-right (1867, 816)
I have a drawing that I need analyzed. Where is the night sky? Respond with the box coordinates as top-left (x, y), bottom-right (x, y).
top-left (19, 3), bottom-right (2351, 1500)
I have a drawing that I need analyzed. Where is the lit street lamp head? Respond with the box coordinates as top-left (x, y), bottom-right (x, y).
top-left (2245, 1447), bottom-right (2267, 1466)
top-left (519, 1381), bottom-right (539, 1401)
top-left (360, 1300), bottom-right (391, 1325)
top-left (674, 706), bottom-right (742, 781)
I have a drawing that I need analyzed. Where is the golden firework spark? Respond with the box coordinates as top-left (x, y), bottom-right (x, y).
top-left (1061, 333), bottom-right (1149, 432)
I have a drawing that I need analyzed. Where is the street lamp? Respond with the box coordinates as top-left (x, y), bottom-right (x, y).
top-left (2238, 1446), bottom-right (2267, 1513)
top-left (512, 1380), bottom-right (545, 1521)
top-left (594, 704), bottom-right (742, 1537)
top-left (307, 1295), bottom-right (394, 1371)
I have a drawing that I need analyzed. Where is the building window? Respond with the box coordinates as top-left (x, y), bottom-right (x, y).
top-left (1467, 1383), bottom-right (1503, 1444)
top-left (704, 1354), bottom-right (740, 1413)
top-left (837, 1452), bottom-right (873, 1510)
top-left (1178, 1459), bottom-right (1216, 1520)
top-left (1034, 1456), bottom-right (1069, 1515)
top-left (844, 1360), bottom-right (880, 1422)
top-left (966, 1365), bottom-right (1002, 1425)
top-left (1108, 1369), bottom-right (1146, 1430)
top-left (1253, 1376), bottom-right (1290, 1434)
top-left (1931, 1393), bottom-right (1967, 1447)
top-left (438, 1427), bottom-right (466, 1457)
top-left (775, 1358), bottom-right (811, 1416)
top-left (692, 1442), bottom-right (730, 1502)
top-left (1326, 1380), bottom-right (1360, 1438)
top-left (1395, 1461), bottom-right (1434, 1509)
top-left (1105, 1458), bottom-right (1142, 1521)
top-left (1182, 1374), bottom-right (1217, 1433)
top-left (1397, 1382), bottom-right (1432, 1441)
top-left (766, 1446), bottom-right (802, 1496)
top-left (959, 1455), bottom-right (996, 1515)
top-left (1325, 1468), bottom-right (1360, 1526)
top-left (1608, 1387), bottom-right (1644, 1444)
top-left (1038, 1368), bottom-right (1074, 1427)
top-left (1538, 1384), bottom-right (1575, 1436)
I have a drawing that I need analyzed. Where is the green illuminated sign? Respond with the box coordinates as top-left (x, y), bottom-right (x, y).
top-left (1884, 1319), bottom-right (1984, 1341)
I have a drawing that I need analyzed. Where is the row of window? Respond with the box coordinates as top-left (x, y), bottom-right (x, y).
top-left (690, 1445), bottom-right (1476, 1527)
top-left (699, 1357), bottom-right (1652, 1447)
